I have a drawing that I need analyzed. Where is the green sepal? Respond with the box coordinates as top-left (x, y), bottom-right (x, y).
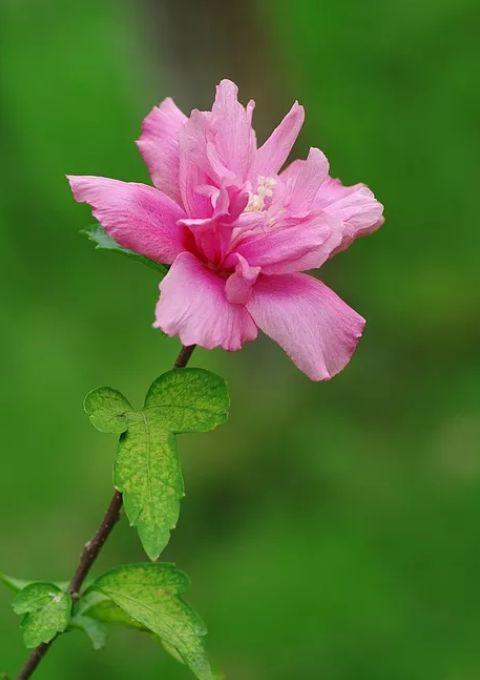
top-left (87, 563), bottom-right (212, 680)
top-left (82, 223), bottom-right (168, 276)
top-left (12, 583), bottom-right (72, 648)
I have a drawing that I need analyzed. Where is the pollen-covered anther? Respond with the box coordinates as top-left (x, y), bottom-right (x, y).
top-left (246, 175), bottom-right (277, 212)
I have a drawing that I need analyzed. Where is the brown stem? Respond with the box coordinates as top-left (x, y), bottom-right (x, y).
top-left (174, 344), bottom-right (196, 368)
top-left (16, 643), bottom-right (51, 680)
top-left (16, 344), bottom-right (196, 679)
top-left (68, 490), bottom-right (124, 598)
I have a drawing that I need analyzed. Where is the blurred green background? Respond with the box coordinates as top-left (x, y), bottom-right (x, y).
top-left (1, 0), bottom-right (479, 677)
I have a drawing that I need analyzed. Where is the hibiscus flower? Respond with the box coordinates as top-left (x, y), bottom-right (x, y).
top-left (69, 79), bottom-right (383, 380)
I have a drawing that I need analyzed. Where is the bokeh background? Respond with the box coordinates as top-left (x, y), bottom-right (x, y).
top-left (1, 0), bottom-right (479, 677)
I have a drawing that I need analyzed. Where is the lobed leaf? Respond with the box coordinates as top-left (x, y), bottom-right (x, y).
top-left (89, 564), bottom-right (212, 680)
top-left (116, 422), bottom-right (182, 561)
top-left (82, 223), bottom-right (168, 276)
top-left (85, 368), bottom-right (229, 560)
top-left (84, 386), bottom-right (131, 434)
top-left (12, 583), bottom-right (72, 648)
top-left (144, 369), bottom-right (230, 433)
top-left (118, 369), bottom-right (228, 559)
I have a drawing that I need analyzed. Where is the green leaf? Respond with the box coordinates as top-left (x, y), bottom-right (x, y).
top-left (89, 563), bottom-right (212, 680)
top-left (80, 590), bottom-right (145, 631)
top-left (84, 386), bottom-right (132, 434)
top-left (143, 369), bottom-right (230, 434)
top-left (82, 223), bottom-right (168, 276)
top-left (0, 573), bottom-right (34, 593)
top-left (79, 592), bottom-right (195, 665)
top-left (161, 638), bottom-right (186, 664)
top-left (118, 369), bottom-right (229, 559)
top-left (69, 612), bottom-right (107, 651)
top-left (12, 583), bottom-right (72, 648)
top-left (87, 368), bottom-right (229, 560)
top-left (0, 573), bottom-right (68, 593)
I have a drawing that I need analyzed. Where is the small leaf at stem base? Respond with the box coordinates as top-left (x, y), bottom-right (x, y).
top-left (12, 583), bottom-right (72, 648)
top-left (82, 223), bottom-right (169, 276)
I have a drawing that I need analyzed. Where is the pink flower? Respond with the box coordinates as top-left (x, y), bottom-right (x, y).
top-left (69, 80), bottom-right (383, 380)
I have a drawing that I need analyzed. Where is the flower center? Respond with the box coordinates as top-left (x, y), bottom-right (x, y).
top-left (245, 176), bottom-right (276, 212)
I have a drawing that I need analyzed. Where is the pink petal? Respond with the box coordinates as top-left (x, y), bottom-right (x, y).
top-left (225, 254), bottom-right (261, 305)
top-left (280, 147), bottom-right (330, 215)
top-left (68, 175), bottom-right (186, 264)
top-left (178, 81), bottom-right (256, 216)
top-left (180, 216), bottom-right (225, 265)
top-left (136, 98), bottom-right (187, 205)
top-left (211, 79), bottom-right (256, 181)
top-left (316, 178), bottom-right (384, 254)
top-left (230, 220), bottom-right (338, 275)
top-left (178, 110), bottom-right (217, 218)
top-left (154, 252), bottom-right (258, 350)
top-left (251, 101), bottom-right (305, 179)
top-left (247, 273), bottom-right (365, 380)
top-left (180, 186), bottom-right (249, 265)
